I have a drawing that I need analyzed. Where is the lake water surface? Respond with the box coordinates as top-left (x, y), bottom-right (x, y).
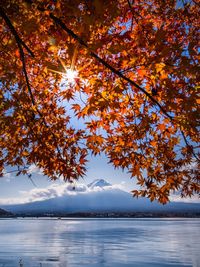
top-left (0, 218), bottom-right (199, 267)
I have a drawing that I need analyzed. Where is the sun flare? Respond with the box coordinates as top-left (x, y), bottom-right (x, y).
top-left (64, 69), bottom-right (78, 83)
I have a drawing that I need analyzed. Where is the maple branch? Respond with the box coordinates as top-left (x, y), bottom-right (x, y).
top-left (20, 63), bottom-right (65, 165)
top-left (127, 0), bottom-right (139, 25)
top-left (0, 6), bottom-right (35, 105)
top-left (127, 0), bottom-right (133, 10)
top-left (0, 7), bottom-right (66, 165)
top-left (0, 6), bottom-right (34, 57)
top-left (51, 14), bottom-right (198, 160)
top-left (20, 46), bottom-right (36, 106)
top-left (50, 14), bottom-right (173, 121)
top-left (50, 13), bottom-right (199, 160)
top-left (192, 0), bottom-right (200, 7)
top-left (180, 130), bottom-right (199, 161)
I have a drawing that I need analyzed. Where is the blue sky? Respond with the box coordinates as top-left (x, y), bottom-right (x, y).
top-left (0, 73), bottom-right (138, 203)
top-left (0, 153), bottom-right (137, 202)
top-left (1, 154), bottom-right (199, 205)
top-left (0, 0), bottom-right (198, 205)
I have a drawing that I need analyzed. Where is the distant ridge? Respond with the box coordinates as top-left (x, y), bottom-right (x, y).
top-left (0, 208), bottom-right (13, 217)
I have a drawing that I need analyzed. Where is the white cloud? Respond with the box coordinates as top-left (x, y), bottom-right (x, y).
top-left (0, 197), bottom-right (26, 205)
top-left (0, 180), bottom-right (126, 205)
top-left (170, 194), bottom-right (200, 204)
top-left (0, 178), bottom-right (199, 206)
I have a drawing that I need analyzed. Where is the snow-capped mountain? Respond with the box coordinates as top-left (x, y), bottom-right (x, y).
top-left (1, 179), bottom-right (200, 215)
top-left (88, 179), bottom-right (111, 188)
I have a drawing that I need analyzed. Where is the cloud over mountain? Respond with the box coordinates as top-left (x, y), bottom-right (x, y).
top-left (1, 179), bottom-right (199, 214)
top-left (0, 179), bottom-right (125, 205)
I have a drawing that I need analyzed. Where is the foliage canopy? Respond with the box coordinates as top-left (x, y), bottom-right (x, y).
top-left (0, 0), bottom-right (199, 203)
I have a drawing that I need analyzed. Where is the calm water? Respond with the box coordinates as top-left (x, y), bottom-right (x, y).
top-left (0, 218), bottom-right (199, 267)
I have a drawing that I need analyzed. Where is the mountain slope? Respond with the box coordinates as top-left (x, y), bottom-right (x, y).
top-left (0, 208), bottom-right (13, 217)
top-left (2, 179), bottom-right (200, 215)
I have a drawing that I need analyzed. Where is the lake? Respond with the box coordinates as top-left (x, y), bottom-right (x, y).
top-left (0, 218), bottom-right (199, 267)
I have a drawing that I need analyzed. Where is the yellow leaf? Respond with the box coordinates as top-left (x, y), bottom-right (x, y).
top-left (101, 91), bottom-right (107, 98)
top-left (156, 63), bottom-right (165, 73)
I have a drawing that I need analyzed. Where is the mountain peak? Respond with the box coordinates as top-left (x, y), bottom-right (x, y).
top-left (88, 179), bottom-right (111, 189)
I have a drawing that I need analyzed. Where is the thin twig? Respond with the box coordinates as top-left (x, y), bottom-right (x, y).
top-left (180, 130), bottom-right (199, 161)
top-left (127, 0), bottom-right (138, 25)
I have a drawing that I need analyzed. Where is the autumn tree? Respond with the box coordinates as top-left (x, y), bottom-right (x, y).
top-left (0, 0), bottom-right (199, 203)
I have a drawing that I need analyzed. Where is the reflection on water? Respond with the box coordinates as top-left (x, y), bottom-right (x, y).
top-left (0, 218), bottom-right (199, 267)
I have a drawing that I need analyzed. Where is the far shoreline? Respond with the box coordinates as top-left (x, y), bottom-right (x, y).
top-left (1, 211), bottom-right (200, 219)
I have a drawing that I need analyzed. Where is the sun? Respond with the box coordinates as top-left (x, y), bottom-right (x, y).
top-left (47, 57), bottom-right (79, 85)
top-left (64, 69), bottom-right (78, 83)
top-left (59, 68), bottom-right (79, 88)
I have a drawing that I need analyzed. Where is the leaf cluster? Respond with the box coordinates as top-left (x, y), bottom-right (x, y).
top-left (0, 0), bottom-right (199, 203)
